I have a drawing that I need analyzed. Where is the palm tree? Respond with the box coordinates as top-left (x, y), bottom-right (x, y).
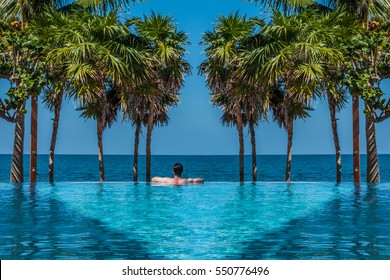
top-left (42, 76), bottom-right (69, 182)
top-left (247, 0), bottom-right (313, 13)
top-left (243, 87), bottom-right (268, 181)
top-left (130, 12), bottom-right (190, 182)
top-left (78, 86), bottom-right (120, 181)
top-left (42, 9), bottom-right (148, 181)
top-left (0, 0), bottom-right (143, 23)
top-left (124, 86), bottom-right (148, 182)
top-left (320, 1), bottom-right (389, 183)
top-left (271, 88), bottom-right (311, 181)
top-left (240, 9), bottom-right (344, 181)
top-left (213, 83), bottom-right (268, 182)
top-left (126, 87), bottom-right (177, 182)
top-left (32, 8), bottom-right (74, 183)
top-left (0, 0), bottom-right (146, 182)
top-left (0, 20), bottom-right (43, 183)
top-left (44, 92), bottom-right (63, 181)
top-left (329, 0), bottom-right (389, 183)
top-left (1, 21), bottom-right (23, 182)
top-left (322, 79), bottom-right (348, 182)
top-left (200, 13), bottom-right (261, 182)
top-left (345, 22), bottom-right (389, 183)
top-left (318, 10), bottom-right (358, 182)
top-left (144, 84), bottom-right (182, 182)
top-left (0, 0), bottom-right (77, 183)
top-left (303, 8), bottom-right (357, 182)
top-left (237, 26), bottom-right (270, 182)
top-left (123, 83), bottom-right (158, 182)
top-left (0, 21), bottom-right (27, 183)
top-left (248, 0), bottom-right (390, 183)
top-left (34, 12), bottom-right (71, 182)
top-left (210, 91), bottom-right (246, 181)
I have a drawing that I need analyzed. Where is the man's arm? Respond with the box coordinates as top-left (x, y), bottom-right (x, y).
top-left (187, 178), bottom-right (204, 183)
top-left (152, 177), bottom-right (172, 183)
top-left (152, 177), bottom-right (164, 182)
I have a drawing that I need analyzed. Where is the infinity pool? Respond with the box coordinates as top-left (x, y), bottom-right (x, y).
top-left (1, 182), bottom-right (390, 259)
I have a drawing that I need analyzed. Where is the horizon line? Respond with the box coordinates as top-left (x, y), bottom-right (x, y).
top-left (1, 153), bottom-right (389, 156)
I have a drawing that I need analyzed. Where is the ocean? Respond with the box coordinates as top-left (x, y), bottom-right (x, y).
top-left (1, 154), bottom-right (390, 182)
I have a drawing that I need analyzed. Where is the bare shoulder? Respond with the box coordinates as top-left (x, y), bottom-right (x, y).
top-left (152, 177), bottom-right (172, 183)
top-left (152, 176), bottom-right (204, 185)
top-left (186, 178), bottom-right (204, 183)
top-left (151, 176), bottom-right (162, 182)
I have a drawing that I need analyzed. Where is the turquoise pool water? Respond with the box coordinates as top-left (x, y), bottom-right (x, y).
top-left (1, 182), bottom-right (390, 260)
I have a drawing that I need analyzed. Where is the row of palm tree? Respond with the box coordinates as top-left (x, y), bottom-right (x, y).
top-left (200, 9), bottom-right (347, 182)
top-left (199, 13), bottom-right (263, 182)
top-left (256, 0), bottom-right (389, 183)
top-left (129, 13), bottom-right (191, 181)
top-left (200, 1), bottom-right (389, 182)
top-left (1, 0), bottom-right (389, 183)
top-left (0, 1), bottom-right (189, 182)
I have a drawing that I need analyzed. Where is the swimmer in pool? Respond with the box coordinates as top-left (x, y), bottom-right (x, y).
top-left (152, 163), bottom-right (204, 185)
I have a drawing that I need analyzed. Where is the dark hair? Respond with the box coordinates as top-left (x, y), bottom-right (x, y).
top-left (173, 163), bottom-right (183, 176)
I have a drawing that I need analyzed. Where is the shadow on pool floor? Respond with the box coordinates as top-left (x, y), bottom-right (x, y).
top-left (238, 186), bottom-right (390, 260)
top-left (0, 185), bottom-right (153, 260)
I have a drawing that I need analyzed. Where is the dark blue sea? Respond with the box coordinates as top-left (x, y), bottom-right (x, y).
top-left (1, 154), bottom-right (390, 182)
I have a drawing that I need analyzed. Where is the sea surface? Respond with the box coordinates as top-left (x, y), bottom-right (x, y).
top-left (1, 154), bottom-right (390, 182)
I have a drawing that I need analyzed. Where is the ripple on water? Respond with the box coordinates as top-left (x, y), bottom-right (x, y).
top-left (1, 182), bottom-right (390, 259)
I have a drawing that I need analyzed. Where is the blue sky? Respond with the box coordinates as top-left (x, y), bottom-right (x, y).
top-left (0, 0), bottom-right (389, 155)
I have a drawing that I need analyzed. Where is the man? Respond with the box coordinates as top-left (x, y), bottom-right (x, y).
top-left (152, 163), bottom-right (204, 185)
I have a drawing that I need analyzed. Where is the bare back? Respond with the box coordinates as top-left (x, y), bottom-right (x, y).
top-left (152, 176), bottom-right (204, 185)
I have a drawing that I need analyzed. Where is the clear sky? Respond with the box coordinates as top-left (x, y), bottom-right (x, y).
top-left (0, 0), bottom-right (389, 155)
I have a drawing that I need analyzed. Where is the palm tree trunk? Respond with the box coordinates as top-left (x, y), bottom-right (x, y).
top-left (97, 117), bottom-right (105, 182)
top-left (365, 108), bottom-right (380, 182)
top-left (10, 113), bottom-right (25, 183)
top-left (133, 120), bottom-right (141, 182)
top-left (285, 119), bottom-right (293, 182)
top-left (249, 120), bottom-right (257, 182)
top-left (30, 94), bottom-right (38, 183)
top-left (327, 94), bottom-right (342, 182)
top-left (352, 94), bottom-right (360, 182)
top-left (48, 93), bottom-right (63, 182)
top-left (146, 104), bottom-right (154, 182)
top-left (236, 104), bottom-right (244, 182)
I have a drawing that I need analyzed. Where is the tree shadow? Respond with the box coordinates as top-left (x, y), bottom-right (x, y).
top-left (0, 183), bottom-right (152, 260)
top-left (236, 184), bottom-right (390, 260)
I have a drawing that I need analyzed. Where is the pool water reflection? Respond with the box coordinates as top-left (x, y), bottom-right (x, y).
top-left (1, 182), bottom-right (389, 259)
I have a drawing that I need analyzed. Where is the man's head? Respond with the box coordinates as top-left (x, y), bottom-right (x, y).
top-left (173, 163), bottom-right (183, 177)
